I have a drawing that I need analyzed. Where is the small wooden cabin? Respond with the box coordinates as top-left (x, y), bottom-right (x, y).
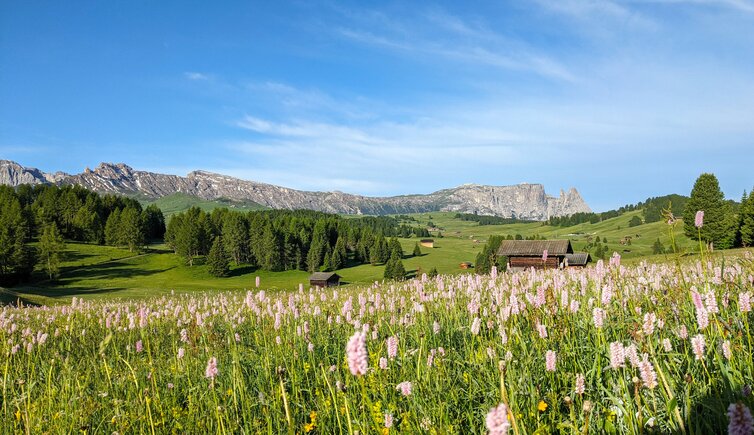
top-left (309, 272), bottom-right (341, 288)
top-left (497, 240), bottom-right (573, 272)
top-left (420, 239), bottom-right (435, 248)
top-left (565, 252), bottom-right (592, 268)
top-left (459, 261), bottom-right (473, 269)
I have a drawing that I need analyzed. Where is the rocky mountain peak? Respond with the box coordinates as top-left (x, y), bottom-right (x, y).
top-left (0, 160), bottom-right (592, 219)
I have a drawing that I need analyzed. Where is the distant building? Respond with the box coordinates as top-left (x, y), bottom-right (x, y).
top-left (459, 261), bottom-right (473, 269)
top-left (309, 272), bottom-right (341, 288)
top-left (565, 252), bottom-right (592, 268)
top-left (420, 239), bottom-right (435, 248)
top-left (497, 240), bottom-right (574, 272)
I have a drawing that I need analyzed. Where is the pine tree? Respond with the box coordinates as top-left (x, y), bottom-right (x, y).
top-left (330, 237), bottom-right (346, 270)
top-left (389, 238), bottom-right (403, 259)
top-left (391, 254), bottom-right (406, 281)
top-left (427, 267), bottom-right (439, 278)
top-left (207, 236), bottom-right (230, 277)
top-left (739, 189), bottom-right (754, 247)
top-left (39, 223), bottom-right (65, 280)
top-left (650, 239), bottom-right (658, 254)
top-left (383, 256), bottom-right (395, 279)
top-left (683, 173), bottom-right (737, 249)
top-left (412, 243), bottom-right (421, 257)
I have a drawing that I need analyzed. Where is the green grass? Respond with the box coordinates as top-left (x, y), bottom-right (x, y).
top-left (3, 254), bottom-right (753, 433)
top-left (3, 210), bottom-right (704, 304)
top-left (141, 193), bottom-right (266, 217)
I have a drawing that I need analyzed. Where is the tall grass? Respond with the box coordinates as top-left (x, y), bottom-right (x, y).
top-left (2, 252), bottom-right (753, 433)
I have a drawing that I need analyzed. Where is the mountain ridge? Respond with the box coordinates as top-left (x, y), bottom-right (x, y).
top-left (0, 159), bottom-right (591, 220)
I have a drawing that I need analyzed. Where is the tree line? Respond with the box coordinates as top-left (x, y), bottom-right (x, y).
top-left (0, 184), bottom-right (166, 284)
top-left (165, 207), bottom-right (424, 277)
top-left (454, 213), bottom-right (534, 225)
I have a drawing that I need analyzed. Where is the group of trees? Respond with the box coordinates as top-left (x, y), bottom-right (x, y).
top-left (475, 235), bottom-right (507, 275)
top-left (1, 184), bottom-right (166, 284)
top-left (165, 208), bottom-right (416, 277)
top-left (683, 173), bottom-right (754, 249)
top-left (454, 213), bottom-right (533, 226)
top-left (547, 194), bottom-right (691, 228)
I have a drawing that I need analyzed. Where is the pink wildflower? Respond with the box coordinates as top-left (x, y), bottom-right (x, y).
top-left (662, 338), bottom-right (672, 352)
top-left (537, 323), bottom-right (548, 339)
top-left (542, 250), bottom-right (548, 261)
top-left (639, 355), bottom-right (658, 389)
top-left (695, 210), bottom-right (704, 228)
top-left (486, 403), bottom-right (511, 435)
top-left (593, 307), bottom-right (605, 328)
top-left (396, 381), bottom-right (412, 396)
top-left (739, 292), bottom-right (751, 313)
top-left (255, 276), bottom-right (260, 288)
top-left (205, 357), bottom-right (218, 379)
top-left (433, 320), bottom-right (441, 334)
top-left (379, 357), bottom-right (388, 370)
top-left (545, 350), bottom-right (556, 372)
top-left (643, 312), bottom-right (656, 336)
top-left (135, 340), bottom-right (143, 353)
top-left (696, 308), bottom-right (709, 330)
top-left (346, 332), bottom-right (368, 376)
top-left (723, 340), bottom-right (732, 360)
top-left (575, 373), bottom-right (585, 395)
top-left (387, 335), bottom-right (398, 359)
top-left (177, 347), bottom-right (185, 359)
top-left (609, 341), bottom-right (625, 369)
top-left (471, 317), bottom-right (481, 335)
top-left (691, 334), bottom-right (706, 360)
top-left (385, 413), bottom-right (393, 428)
top-left (727, 402), bottom-right (754, 435)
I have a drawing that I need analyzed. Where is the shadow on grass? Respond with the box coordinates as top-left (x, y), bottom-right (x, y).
top-left (228, 265), bottom-right (258, 277)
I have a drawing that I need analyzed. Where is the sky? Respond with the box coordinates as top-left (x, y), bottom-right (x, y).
top-left (1, 1), bottom-right (753, 211)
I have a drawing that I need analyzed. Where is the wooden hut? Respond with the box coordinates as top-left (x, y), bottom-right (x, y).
top-left (309, 272), bottom-right (341, 288)
top-left (459, 261), bottom-right (473, 269)
top-left (497, 240), bottom-right (573, 272)
top-left (565, 252), bottom-right (592, 268)
top-left (420, 239), bottom-right (435, 248)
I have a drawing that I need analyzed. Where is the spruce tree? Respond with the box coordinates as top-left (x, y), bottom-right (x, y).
top-left (207, 236), bottom-right (230, 277)
top-left (427, 267), bottom-right (439, 278)
top-left (121, 207), bottom-right (146, 253)
top-left (739, 190), bottom-right (754, 247)
top-left (392, 255), bottom-right (406, 281)
top-left (383, 256), bottom-right (395, 279)
top-left (683, 173), bottom-right (737, 249)
top-left (412, 243), bottom-right (421, 257)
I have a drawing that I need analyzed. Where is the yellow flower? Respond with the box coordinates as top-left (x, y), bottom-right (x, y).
top-left (381, 429), bottom-right (389, 435)
top-left (537, 400), bottom-right (548, 412)
top-left (226, 389), bottom-right (233, 397)
top-left (304, 411), bottom-right (317, 432)
top-left (15, 410), bottom-right (21, 421)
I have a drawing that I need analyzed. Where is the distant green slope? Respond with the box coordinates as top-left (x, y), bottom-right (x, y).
top-left (140, 193), bottom-right (266, 217)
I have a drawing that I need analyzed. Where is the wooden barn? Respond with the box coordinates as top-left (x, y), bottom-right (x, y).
top-left (565, 252), bottom-right (592, 268)
top-left (420, 239), bottom-right (435, 248)
top-left (497, 240), bottom-right (574, 272)
top-left (459, 261), bottom-right (473, 269)
top-left (309, 272), bottom-right (341, 288)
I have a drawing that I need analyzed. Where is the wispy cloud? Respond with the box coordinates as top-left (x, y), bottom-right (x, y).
top-left (333, 8), bottom-right (577, 82)
top-left (184, 71), bottom-right (210, 81)
top-left (630, 0), bottom-right (754, 12)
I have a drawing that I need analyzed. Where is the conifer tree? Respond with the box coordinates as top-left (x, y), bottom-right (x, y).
top-left (412, 243), bottom-right (421, 257)
top-left (207, 236), bottom-right (231, 277)
top-left (683, 173), bottom-right (737, 249)
top-left (739, 189), bottom-right (754, 247)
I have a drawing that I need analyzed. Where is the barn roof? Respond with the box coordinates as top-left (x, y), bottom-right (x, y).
top-left (308, 272), bottom-right (340, 281)
top-left (420, 239), bottom-right (434, 243)
top-left (497, 240), bottom-right (573, 256)
top-left (565, 252), bottom-right (592, 266)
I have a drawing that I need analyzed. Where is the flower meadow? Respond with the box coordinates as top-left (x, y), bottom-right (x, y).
top-left (2, 254), bottom-right (754, 434)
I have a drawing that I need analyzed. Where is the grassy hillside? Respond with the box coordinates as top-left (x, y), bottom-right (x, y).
top-left (140, 192), bottom-right (266, 216)
top-left (3, 208), bottom-right (716, 305)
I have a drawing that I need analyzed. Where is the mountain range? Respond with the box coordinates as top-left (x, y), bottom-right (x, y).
top-left (0, 160), bottom-right (591, 220)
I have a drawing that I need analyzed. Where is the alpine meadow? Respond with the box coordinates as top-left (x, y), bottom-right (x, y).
top-left (2, 1), bottom-right (754, 433)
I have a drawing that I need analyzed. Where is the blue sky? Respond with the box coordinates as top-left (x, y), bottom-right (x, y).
top-left (1, 1), bottom-right (753, 211)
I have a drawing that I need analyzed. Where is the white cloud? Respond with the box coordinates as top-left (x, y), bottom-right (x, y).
top-left (184, 72), bottom-right (210, 81)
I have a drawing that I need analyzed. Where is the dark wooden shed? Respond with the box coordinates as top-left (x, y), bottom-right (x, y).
top-left (309, 272), bottom-right (341, 288)
top-left (565, 252), bottom-right (592, 268)
top-left (497, 240), bottom-right (573, 271)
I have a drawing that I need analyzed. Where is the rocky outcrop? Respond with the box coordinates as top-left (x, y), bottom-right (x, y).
top-left (0, 160), bottom-right (592, 219)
